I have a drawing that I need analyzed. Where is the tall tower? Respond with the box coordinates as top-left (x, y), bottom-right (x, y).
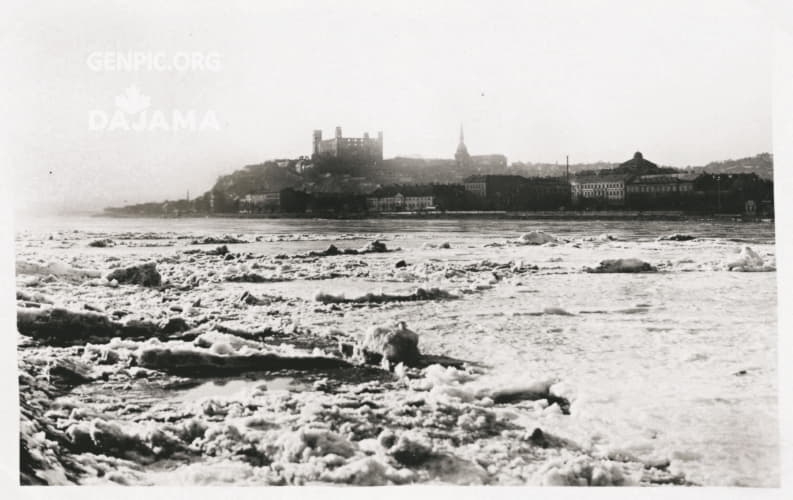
top-left (335, 126), bottom-right (342, 139)
top-left (455, 123), bottom-right (471, 168)
top-left (312, 129), bottom-right (322, 155)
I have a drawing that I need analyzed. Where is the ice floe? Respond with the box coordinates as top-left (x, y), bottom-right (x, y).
top-left (16, 223), bottom-right (775, 486)
top-left (17, 260), bottom-right (102, 281)
top-left (106, 262), bottom-right (162, 287)
top-left (358, 321), bottom-right (420, 365)
top-left (658, 234), bottom-right (697, 242)
top-left (314, 287), bottom-right (457, 304)
top-left (516, 231), bottom-right (559, 245)
top-left (723, 246), bottom-right (775, 272)
top-left (584, 258), bottom-right (657, 273)
top-left (191, 235), bottom-right (248, 245)
top-left (17, 307), bottom-right (190, 345)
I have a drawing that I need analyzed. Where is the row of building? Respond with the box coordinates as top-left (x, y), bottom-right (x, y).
top-left (238, 172), bottom-right (770, 216)
top-left (360, 152), bottom-right (769, 213)
top-left (233, 126), bottom-right (772, 215)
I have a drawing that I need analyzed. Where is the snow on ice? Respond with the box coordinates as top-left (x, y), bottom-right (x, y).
top-left (14, 221), bottom-right (777, 486)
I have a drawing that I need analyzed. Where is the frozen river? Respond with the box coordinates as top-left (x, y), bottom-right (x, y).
top-left (15, 216), bottom-right (777, 486)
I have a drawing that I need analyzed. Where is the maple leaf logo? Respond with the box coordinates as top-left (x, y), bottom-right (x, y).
top-left (114, 85), bottom-right (150, 115)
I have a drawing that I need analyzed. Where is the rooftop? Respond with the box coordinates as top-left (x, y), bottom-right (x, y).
top-left (631, 173), bottom-right (697, 184)
top-left (571, 174), bottom-right (629, 184)
top-left (463, 174), bottom-right (528, 183)
top-left (371, 185), bottom-right (436, 197)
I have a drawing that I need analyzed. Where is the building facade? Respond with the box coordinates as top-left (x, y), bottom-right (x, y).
top-left (570, 175), bottom-right (628, 205)
top-left (624, 174), bottom-right (696, 209)
top-left (366, 186), bottom-right (436, 212)
top-left (463, 176), bottom-right (487, 197)
top-left (240, 192), bottom-right (281, 212)
top-left (312, 126), bottom-right (383, 163)
top-left (463, 175), bottom-right (570, 210)
top-left (520, 177), bottom-right (571, 209)
top-left (626, 174), bottom-right (695, 196)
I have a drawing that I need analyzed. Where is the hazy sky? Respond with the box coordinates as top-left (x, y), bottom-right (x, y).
top-left (0, 0), bottom-right (776, 213)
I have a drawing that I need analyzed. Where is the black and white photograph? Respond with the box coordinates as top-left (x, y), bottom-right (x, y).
top-left (1, 0), bottom-right (791, 494)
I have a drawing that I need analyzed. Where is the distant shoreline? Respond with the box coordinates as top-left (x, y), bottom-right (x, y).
top-left (96, 210), bottom-right (772, 223)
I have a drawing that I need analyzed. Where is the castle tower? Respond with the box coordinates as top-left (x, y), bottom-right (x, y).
top-left (376, 131), bottom-right (384, 161)
top-left (312, 130), bottom-right (322, 155)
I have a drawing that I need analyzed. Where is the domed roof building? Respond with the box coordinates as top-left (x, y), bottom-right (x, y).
top-left (617, 151), bottom-right (660, 173)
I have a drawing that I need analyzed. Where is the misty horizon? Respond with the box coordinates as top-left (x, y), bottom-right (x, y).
top-left (15, 146), bottom-right (773, 217)
top-left (2, 0), bottom-right (773, 214)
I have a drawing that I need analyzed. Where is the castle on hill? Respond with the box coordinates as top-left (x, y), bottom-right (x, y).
top-left (312, 126), bottom-right (383, 164)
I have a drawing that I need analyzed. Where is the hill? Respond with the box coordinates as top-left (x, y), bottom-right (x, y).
top-left (692, 153), bottom-right (773, 180)
top-left (212, 161), bottom-right (304, 197)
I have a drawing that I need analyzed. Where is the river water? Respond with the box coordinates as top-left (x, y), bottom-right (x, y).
top-left (15, 215), bottom-right (777, 486)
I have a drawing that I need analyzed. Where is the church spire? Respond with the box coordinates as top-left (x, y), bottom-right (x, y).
top-left (455, 123), bottom-right (470, 166)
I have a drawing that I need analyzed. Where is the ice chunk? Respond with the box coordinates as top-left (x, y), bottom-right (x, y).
top-left (298, 239), bottom-right (392, 258)
top-left (543, 307), bottom-right (574, 316)
top-left (319, 457), bottom-right (392, 486)
top-left (46, 359), bottom-right (94, 385)
top-left (17, 307), bottom-right (192, 345)
top-left (135, 344), bottom-right (350, 375)
top-left (191, 235), bottom-right (247, 244)
top-left (536, 457), bottom-right (630, 486)
top-left (225, 273), bottom-right (284, 283)
top-left (360, 321), bottom-right (420, 365)
top-left (723, 246), bottom-right (775, 272)
top-left (658, 234), bottom-right (696, 242)
top-left (16, 260), bottom-right (101, 281)
top-left (16, 290), bottom-right (53, 304)
top-left (88, 239), bottom-right (115, 247)
top-left (422, 242), bottom-right (451, 249)
top-left (193, 331), bottom-right (262, 351)
top-left (18, 307), bottom-right (120, 343)
top-left (516, 231), bottom-right (558, 245)
top-left (279, 427), bottom-right (357, 462)
top-left (314, 287), bottom-right (456, 304)
top-left (360, 239), bottom-right (388, 253)
top-left (584, 258), bottom-right (657, 273)
top-left (489, 379), bottom-right (556, 404)
top-left (105, 262), bottom-right (161, 287)
top-left (386, 432), bottom-right (433, 465)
